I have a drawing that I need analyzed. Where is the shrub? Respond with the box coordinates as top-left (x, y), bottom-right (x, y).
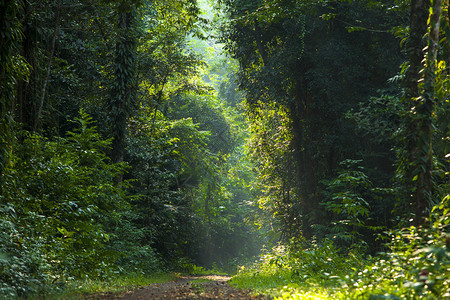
top-left (231, 195), bottom-right (450, 299)
top-left (0, 110), bottom-right (131, 296)
top-left (0, 204), bottom-right (51, 298)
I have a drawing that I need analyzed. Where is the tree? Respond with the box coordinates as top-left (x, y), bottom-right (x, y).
top-left (0, 0), bottom-right (28, 183)
top-left (405, 0), bottom-right (443, 225)
top-left (109, 1), bottom-right (138, 169)
top-left (221, 0), bottom-right (404, 240)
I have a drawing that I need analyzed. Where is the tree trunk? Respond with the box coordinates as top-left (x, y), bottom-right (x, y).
top-left (413, 0), bottom-right (442, 225)
top-left (16, 0), bottom-right (36, 132)
top-left (0, 0), bottom-right (21, 183)
top-left (404, 0), bottom-right (430, 225)
top-left (35, 0), bottom-right (61, 132)
top-left (406, 0), bottom-right (430, 99)
top-left (110, 7), bottom-right (136, 177)
top-left (290, 76), bottom-right (318, 240)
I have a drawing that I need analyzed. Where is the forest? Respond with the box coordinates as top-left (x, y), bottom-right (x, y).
top-left (0, 0), bottom-right (449, 299)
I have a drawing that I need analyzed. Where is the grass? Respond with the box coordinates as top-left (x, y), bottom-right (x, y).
top-left (229, 251), bottom-right (450, 300)
top-left (49, 273), bottom-right (178, 299)
top-left (229, 270), bottom-right (337, 299)
top-left (44, 263), bottom-right (229, 299)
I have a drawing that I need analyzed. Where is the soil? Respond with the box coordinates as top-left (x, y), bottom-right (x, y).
top-left (84, 275), bottom-right (270, 300)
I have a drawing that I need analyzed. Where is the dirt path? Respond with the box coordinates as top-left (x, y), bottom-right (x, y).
top-left (85, 275), bottom-right (270, 299)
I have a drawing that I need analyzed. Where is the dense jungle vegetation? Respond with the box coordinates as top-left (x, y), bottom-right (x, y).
top-left (0, 0), bottom-right (449, 299)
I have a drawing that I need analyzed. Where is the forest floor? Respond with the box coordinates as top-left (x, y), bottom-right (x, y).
top-left (83, 275), bottom-right (269, 300)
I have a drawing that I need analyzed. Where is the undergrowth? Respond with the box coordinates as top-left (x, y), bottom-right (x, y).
top-left (230, 195), bottom-right (450, 299)
top-left (50, 273), bottom-right (177, 299)
top-left (178, 258), bottom-right (229, 276)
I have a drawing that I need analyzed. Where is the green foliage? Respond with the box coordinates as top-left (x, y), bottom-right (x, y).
top-left (177, 259), bottom-right (228, 276)
top-left (230, 238), bottom-right (366, 299)
top-left (105, 210), bottom-right (163, 275)
top-left (221, 0), bottom-right (405, 240)
top-left (230, 196), bottom-right (450, 299)
top-left (19, 113), bottom-right (127, 276)
top-left (0, 0), bottom-right (29, 181)
top-left (245, 101), bottom-right (298, 238)
top-left (168, 94), bottom-right (237, 156)
top-left (166, 94), bottom-right (262, 268)
top-left (0, 111), bottom-right (131, 296)
top-left (325, 160), bottom-right (371, 223)
top-left (5, 0), bottom-right (450, 299)
top-left (58, 273), bottom-right (178, 298)
top-left (0, 0), bottom-right (264, 297)
top-left (125, 112), bottom-right (197, 265)
top-left (368, 195), bottom-right (449, 299)
top-left (319, 159), bottom-right (388, 248)
top-left (0, 203), bottom-right (51, 298)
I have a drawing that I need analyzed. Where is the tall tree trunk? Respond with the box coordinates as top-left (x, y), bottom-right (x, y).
top-left (413, 0), bottom-right (442, 225)
top-left (15, 0), bottom-right (60, 133)
top-left (404, 0), bottom-right (430, 224)
top-left (290, 76), bottom-right (318, 240)
top-left (16, 0), bottom-right (36, 132)
top-left (406, 0), bottom-right (430, 99)
top-left (0, 0), bottom-right (22, 184)
top-left (110, 5), bottom-right (136, 175)
top-left (35, 0), bottom-right (61, 132)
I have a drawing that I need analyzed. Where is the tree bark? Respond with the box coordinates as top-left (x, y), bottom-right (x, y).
top-left (15, 0), bottom-right (35, 132)
top-left (0, 0), bottom-right (21, 182)
top-left (290, 75), bottom-right (319, 240)
top-left (404, 0), bottom-right (429, 225)
top-left (35, 0), bottom-right (61, 132)
top-left (413, 0), bottom-right (442, 225)
top-left (110, 9), bottom-right (136, 171)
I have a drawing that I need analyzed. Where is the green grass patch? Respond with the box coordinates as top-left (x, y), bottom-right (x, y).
top-left (230, 269), bottom-right (340, 299)
top-left (50, 273), bottom-right (178, 299)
